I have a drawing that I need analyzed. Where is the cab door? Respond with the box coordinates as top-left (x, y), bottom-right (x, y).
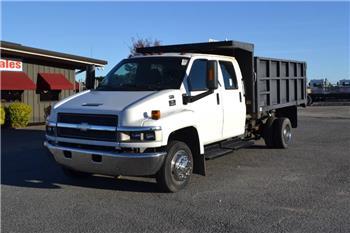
top-left (184, 58), bottom-right (223, 144)
top-left (218, 59), bottom-right (246, 138)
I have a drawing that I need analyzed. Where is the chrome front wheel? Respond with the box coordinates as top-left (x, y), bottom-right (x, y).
top-left (156, 141), bottom-right (193, 192)
top-left (171, 150), bottom-right (192, 183)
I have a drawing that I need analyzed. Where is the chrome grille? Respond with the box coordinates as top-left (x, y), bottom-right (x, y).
top-left (56, 113), bottom-right (118, 141)
top-left (57, 113), bottom-right (117, 126)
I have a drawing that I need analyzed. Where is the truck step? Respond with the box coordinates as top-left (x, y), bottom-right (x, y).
top-left (221, 139), bottom-right (255, 150)
top-left (204, 139), bottom-right (255, 160)
top-left (204, 147), bottom-right (233, 160)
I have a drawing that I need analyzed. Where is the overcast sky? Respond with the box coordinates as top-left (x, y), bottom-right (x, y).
top-left (2, 1), bottom-right (349, 83)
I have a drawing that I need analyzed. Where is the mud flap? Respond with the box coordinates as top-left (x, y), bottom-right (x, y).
top-left (193, 153), bottom-right (206, 176)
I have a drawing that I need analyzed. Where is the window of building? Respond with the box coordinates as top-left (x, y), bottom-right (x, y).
top-left (1, 90), bottom-right (23, 102)
top-left (219, 61), bottom-right (238, 89)
top-left (187, 59), bottom-right (208, 91)
top-left (37, 90), bottom-right (60, 101)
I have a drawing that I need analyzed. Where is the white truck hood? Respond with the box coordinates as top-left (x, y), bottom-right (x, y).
top-left (53, 90), bottom-right (155, 115)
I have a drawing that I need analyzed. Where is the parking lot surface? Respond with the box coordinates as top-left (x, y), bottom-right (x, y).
top-left (2, 106), bottom-right (350, 233)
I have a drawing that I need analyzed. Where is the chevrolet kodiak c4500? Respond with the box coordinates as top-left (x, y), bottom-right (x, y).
top-left (45, 41), bottom-right (307, 192)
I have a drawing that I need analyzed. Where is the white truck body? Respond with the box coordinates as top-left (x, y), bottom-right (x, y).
top-left (45, 41), bottom-right (306, 192)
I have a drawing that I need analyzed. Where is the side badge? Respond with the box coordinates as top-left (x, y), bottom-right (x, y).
top-left (169, 95), bottom-right (176, 106)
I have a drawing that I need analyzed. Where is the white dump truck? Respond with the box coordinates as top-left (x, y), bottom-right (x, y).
top-left (45, 41), bottom-right (307, 192)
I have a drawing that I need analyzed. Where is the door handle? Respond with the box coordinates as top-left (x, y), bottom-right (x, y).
top-left (239, 92), bottom-right (242, 102)
top-left (216, 93), bottom-right (220, 105)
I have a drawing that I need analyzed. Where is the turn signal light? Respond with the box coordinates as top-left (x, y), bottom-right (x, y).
top-left (208, 68), bottom-right (214, 81)
top-left (151, 110), bottom-right (161, 120)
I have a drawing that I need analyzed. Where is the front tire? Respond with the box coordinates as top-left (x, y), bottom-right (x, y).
top-left (156, 141), bottom-right (193, 192)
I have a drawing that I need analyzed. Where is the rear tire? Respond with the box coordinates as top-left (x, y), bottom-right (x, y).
top-left (61, 166), bottom-right (91, 178)
top-left (263, 117), bottom-right (276, 148)
top-left (273, 118), bottom-right (292, 149)
top-left (156, 141), bottom-right (193, 193)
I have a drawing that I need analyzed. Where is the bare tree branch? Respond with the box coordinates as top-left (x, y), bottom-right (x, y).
top-left (129, 37), bottom-right (161, 56)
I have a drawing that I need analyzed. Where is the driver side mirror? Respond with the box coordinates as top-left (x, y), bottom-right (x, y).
top-left (207, 61), bottom-right (218, 90)
top-left (85, 65), bottom-right (96, 89)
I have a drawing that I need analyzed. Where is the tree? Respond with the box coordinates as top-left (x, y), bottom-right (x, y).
top-left (129, 37), bottom-right (161, 56)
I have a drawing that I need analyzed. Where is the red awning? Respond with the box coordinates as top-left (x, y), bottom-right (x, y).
top-left (0, 71), bottom-right (36, 90)
top-left (37, 73), bottom-right (74, 90)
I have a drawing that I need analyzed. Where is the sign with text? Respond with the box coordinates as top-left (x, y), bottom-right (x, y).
top-left (0, 59), bottom-right (23, 71)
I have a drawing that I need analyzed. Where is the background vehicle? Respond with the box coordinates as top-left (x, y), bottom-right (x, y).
top-left (307, 78), bottom-right (350, 104)
top-left (45, 40), bottom-right (307, 192)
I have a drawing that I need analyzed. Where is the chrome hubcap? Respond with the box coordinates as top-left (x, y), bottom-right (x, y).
top-left (283, 125), bottom-right (292, 144)
top-left (171, 150), bottom-right (192, 182)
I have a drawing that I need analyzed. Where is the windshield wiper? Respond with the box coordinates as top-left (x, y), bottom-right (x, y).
top-left (95, 86), bottom-right (113, 91)
top-left (119, 83), bottom-right (161, 90)
top-left (96, 83), bottom-right (162, 91)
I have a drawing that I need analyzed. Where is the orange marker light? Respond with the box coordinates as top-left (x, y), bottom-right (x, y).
top-left (151, 110), bottom-right (161, 120)
top-left (208, 68), bottom-right (214, 81)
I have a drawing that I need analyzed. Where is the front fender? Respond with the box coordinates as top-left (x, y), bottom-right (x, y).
top-left (142, 110), bottom-right (204, 154)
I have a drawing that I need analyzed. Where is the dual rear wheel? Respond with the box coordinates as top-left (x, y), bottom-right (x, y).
top-left (263, 117), bottom-right (292, 149)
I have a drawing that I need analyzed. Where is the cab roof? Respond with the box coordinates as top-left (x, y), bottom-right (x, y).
top-left (136, 40), bottom-right (254, 56)
top-left (131, 52), bottom-right (235, 60)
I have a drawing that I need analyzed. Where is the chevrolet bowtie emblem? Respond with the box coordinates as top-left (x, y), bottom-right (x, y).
top-left (78, 123), bottom-right (90, 131)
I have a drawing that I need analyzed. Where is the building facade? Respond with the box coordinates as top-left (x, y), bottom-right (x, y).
top-left (0, 41), bottom-right (107, 123)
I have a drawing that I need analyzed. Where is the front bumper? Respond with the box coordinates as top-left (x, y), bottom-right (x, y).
top-left (44, 141), bottom-right (166, 176)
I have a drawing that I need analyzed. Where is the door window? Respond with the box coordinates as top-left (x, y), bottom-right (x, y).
top-left (187, 59), bottom-right (208, 91)
top-left (219, 61), bottom-right (238, 90)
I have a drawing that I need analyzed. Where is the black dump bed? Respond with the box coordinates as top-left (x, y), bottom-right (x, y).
top-left (137, 40), bottom-right (307, 118)
top-left (254, 57), bottom-right (307, 115)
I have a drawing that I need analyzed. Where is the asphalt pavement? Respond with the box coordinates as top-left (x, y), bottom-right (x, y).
top-left (1, 106), bottom-right (350, 233)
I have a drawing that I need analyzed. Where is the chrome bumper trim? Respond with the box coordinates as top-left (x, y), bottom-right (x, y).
top-left (44, 141), bottom-right (166, 176)
top-left (47, 121), bottom-right (56, 127)
top-left (55, 123), bottom-right (161, 133)
top-left (117, 126), bottom-right (162, 132)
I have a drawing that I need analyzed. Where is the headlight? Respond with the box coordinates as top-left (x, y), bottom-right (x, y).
top-left (45, 122), bottom-right (56, 136)
top-left (144, 131), bottom-right (155, 140)
top-left (130, 132), bottom-right (142, 141)
top-left (118, 127), bottom-right (161, 142)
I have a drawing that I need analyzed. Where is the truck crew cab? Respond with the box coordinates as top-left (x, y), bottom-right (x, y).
top-left (45, 41), bottom-right (307, 192)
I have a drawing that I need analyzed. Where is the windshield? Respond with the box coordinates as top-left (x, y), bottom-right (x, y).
top-left (97, 57), bottom-right (189, 91)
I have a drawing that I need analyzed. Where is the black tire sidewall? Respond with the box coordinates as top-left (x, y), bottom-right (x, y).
top-left (263, 117), bottom-right (276, 148)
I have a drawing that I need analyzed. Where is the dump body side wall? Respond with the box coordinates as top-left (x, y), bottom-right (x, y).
top-left (253, 57), bottom-right (307, 118)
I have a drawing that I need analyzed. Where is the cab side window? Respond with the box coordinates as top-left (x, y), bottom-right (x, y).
top-left (220, 61), bottom-right (238, 89)
top-left (187, 59), bottom-right (207, 91)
